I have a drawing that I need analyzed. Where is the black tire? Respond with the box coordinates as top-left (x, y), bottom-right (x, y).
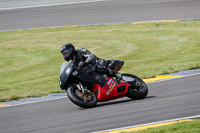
top-left (67, 85), bottom-right (97, 108)
top-left (122, 74), bottom-right (148, 100)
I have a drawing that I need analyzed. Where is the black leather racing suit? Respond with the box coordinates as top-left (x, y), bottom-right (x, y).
top-left (73, 48), bottom-right (98, 69)
top-left (73, 48), bottom-right (119, 78)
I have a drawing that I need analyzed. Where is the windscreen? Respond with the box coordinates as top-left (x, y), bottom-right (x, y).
top-left (60, 61), bottom-right (69, 75)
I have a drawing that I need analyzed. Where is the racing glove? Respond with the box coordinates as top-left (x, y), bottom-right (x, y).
top-left (78, 61), bottom-right (85, 70)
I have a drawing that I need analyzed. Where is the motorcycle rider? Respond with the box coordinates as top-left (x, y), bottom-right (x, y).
top-left (60, 43), bottom-right (122, 81)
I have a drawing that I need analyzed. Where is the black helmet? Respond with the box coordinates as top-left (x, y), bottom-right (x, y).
top-left (60, 43), bottom-right (75, 61)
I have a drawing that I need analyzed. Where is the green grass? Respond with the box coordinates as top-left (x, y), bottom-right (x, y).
top-left (0, 20), bottom-right (200, 101)
top-left (127, 119), bottom-right (200, 133)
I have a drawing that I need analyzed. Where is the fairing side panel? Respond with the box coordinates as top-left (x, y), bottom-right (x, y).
top-left (93, 78), bottom-right (130, 102)
top-left (113, 83), bottom-right (129, 99)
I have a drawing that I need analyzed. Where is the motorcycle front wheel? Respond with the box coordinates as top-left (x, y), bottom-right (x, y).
top-left (122, 74), bottom-right (148, 100)
top-left (67, 85), bottom-right (97, 108)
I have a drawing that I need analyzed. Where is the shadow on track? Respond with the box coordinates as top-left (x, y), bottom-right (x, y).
top-left (96, 96), bottom-right (155, 108)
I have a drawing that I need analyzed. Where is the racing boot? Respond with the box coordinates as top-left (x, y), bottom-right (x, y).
top-left (106, 68), bottom-right (122, 84)
top-left (115, 72), bottom-right (122, 84)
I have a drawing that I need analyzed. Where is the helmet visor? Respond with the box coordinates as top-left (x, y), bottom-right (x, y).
top-left (62, 51), bottom-right (70, 59)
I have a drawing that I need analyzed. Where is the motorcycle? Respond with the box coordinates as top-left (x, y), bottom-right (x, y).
top-left (59, 60), bottom-right (148, 108)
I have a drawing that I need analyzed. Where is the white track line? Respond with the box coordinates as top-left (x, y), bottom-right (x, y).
top-left (0, 96), bottom-right (67, 109)
top-left (0, 0), bottom-right (106, 11)
top-left (1, 19), bottom-right (200, 32)
top-left (92, 115), bottom-right (200, 133)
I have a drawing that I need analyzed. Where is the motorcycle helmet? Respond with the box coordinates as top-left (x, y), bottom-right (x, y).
top-left (60, 43), bottom-right (75, 61)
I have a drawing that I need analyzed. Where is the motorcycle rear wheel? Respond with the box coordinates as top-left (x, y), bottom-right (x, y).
top-left (122, 74), bottom-right (148, 100)
top-left (67, 85), bottom-right (97, 108)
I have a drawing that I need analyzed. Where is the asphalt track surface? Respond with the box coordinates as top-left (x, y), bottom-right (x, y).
top-left (1, 0), bottom-right (200, 133)
top-left (0, 0), bottom-right (200, 31)
top-left (0, 74), bottom-right (200, 133)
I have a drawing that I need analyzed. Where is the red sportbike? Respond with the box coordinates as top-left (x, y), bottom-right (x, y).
top-left (59, 60), bottom-right (148, 108)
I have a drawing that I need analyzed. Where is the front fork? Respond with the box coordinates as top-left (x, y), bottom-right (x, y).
top-left (76, 82), bottom-right (87, 94)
